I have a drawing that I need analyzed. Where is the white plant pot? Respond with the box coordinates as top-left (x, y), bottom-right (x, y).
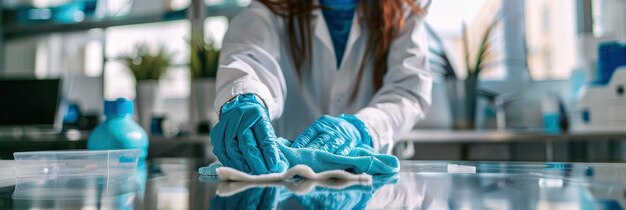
top-left (136, 80), bottom-right (161, 133)
top-left (189, 78), bottom-right (217, 133)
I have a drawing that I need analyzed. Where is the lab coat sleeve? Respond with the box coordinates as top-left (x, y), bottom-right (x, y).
top-left (214, 2), bottom-right (287, 120)
top-left (355, 14), bottom-right (432, 154)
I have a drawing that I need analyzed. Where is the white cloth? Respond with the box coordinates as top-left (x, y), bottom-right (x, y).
top-left (215, 164), bottom-right (372, 183)
top-left (216, 178), bottom-right (374, 197)
top-left (215, 1), bottom-right (432, 154)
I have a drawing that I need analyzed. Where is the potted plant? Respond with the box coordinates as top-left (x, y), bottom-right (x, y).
top-left (188, 38), bottom-right (220, 133)
top-left (122, 44), bottom-right (172, 133)
top-left (426, 17), bottom-right (500, 129)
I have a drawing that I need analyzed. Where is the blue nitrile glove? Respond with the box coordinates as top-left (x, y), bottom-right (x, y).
top-left (212, 187), bottom-right (281, 210)
top-left (209, 176), bottom-right (398, 210)
top-left (291, 114), bottom-right (372, 156)
top-left (211, 94), bottom-right (287, 175)
top-left (294, 175), bottom-right (397, 210)
top-left (295, 186), bottom-right (372, 210)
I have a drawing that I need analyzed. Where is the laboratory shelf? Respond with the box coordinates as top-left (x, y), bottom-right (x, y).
top-left (1, 3), bottom-right (246, 39)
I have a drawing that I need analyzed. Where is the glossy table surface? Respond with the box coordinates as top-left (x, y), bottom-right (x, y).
top-left (1, 158), bottom-right (626, 210)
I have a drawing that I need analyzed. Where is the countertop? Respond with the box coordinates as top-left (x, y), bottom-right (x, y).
top-left (2, 158), bottom-right (626, 209)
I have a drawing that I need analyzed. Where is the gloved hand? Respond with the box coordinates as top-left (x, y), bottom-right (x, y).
top-left (291, 114), bottom-right (372, 156)
top-left (211, 94), bottom-right (287, 175)
top-left (295, 187), bottom-right (372, 210)
top-left (212, 187), bottom-right (281, 210)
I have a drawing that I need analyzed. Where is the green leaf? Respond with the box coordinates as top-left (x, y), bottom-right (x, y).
top-left (120, 43), bottom-right (173, 81)
top-left (473, 19), bottom-right (499, 76)
top-left (189, 37), bottom-right (220, 79)
top-left (425, 22), bottom-right (457, 79)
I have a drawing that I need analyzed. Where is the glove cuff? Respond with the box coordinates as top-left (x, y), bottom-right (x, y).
top-left (339, 114), bottom-right (373, 147)
top-left (220, 94), bottom-right (268, 117)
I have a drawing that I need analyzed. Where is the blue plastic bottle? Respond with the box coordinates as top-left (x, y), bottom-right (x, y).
top-left (88, 98), bottom-right (149, 160)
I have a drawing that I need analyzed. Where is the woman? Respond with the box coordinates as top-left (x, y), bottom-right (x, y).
top-left (211, 0), bottom-right (432, 174)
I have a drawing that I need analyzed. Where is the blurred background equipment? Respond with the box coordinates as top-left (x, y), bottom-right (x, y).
top-left (3, 0), bottom-right (626, 209)
top-left (575, 42), bottom-right (626, 132)
top-left (0, 78), bottom-right (63, 132)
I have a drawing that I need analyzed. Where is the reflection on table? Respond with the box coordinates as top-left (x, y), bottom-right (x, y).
top-left (1, 159), bottom-right (626, 210)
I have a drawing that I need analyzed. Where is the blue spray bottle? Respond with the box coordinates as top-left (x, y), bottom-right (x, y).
top-left (88, 98), bottom-right (149, 160)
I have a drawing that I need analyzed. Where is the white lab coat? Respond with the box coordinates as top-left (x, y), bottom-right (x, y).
top-left (214, 1), bottom-right (432, 154)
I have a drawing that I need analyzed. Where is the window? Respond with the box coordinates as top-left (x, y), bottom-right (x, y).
top-left (425, 0), bottom-right (506, 81)
top-left (591, 0), bottom-right (626, 40)
top-left (104, 20), bottom-right (191, 100)
top-left (204, 16), bottom-right (229, 48)
top-left (542, 6), bottom-right (551, 33)
top-left (96, 0), bottom-right (191, 18)
top-left (591, 0), bottom-right (605, 37)
top-left (525, 0), bottom-right (577, 80)
top-left (544, 49), bottom-right (552, 72)
top-left (84, 39), bottom-right (104, 77)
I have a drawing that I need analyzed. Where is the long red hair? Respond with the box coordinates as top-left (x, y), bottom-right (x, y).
top-left (258, 0), bottom-right (423, 89)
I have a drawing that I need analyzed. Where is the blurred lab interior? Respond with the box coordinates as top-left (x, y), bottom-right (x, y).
top-left (1, 0), bottom-right (626, 209)
top-left (1, 0), bottom-right (625, 162)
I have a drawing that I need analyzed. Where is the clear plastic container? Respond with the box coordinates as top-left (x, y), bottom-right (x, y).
top-left (13, 173), bottom-right (140, 201)
top-left (0, 160), bottom-right (16, 188)
top-left (0, 160), bottom-right (15, 177)
top-left (13, 149), bottom-right (140, 177)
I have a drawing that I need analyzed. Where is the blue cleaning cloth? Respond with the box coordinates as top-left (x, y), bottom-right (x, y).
top-left (200, 138), bottom-right (399, 176)
top-left (210, 174), bottom-right (399, 210)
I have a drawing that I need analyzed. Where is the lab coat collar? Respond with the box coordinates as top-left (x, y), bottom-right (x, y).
top-left (341, 10), bottom-right (362, 69)
top-left (312, 2), bottom-right (363, 69)
top-left (312, 9), bottom-right (335, 60)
